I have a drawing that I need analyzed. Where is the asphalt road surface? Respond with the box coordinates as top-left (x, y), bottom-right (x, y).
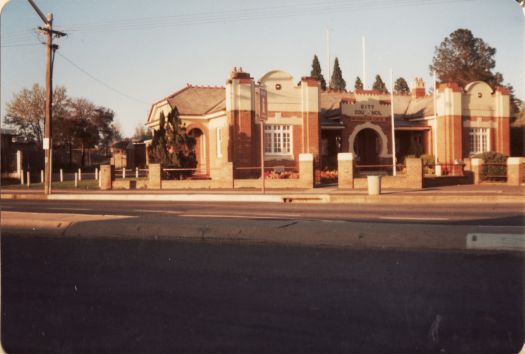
top-left (1, 200), bottom-right (524, 353)
top-left (2, 234), bottom-right (523, 353)
top-left (1, 199), bottom-right (524, 226)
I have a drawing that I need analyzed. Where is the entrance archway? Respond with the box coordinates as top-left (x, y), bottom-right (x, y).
top-left (354, 128), bottom-right (381, 164)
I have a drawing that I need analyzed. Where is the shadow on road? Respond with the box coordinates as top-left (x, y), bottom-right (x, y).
top-left (2, 233), bottom-right (524, 353)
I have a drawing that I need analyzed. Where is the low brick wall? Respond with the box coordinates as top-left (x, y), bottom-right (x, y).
top-left (233, 178), bottom-right (303, 189)
top-left (354, 176), bottom-right (413, 189)
top-left (161, 179), bottom-right (232, 189)
top-left (423, 175), bottom-right (472, 188)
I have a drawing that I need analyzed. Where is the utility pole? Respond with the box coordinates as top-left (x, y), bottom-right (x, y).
top-left (27, 0), bottom-right (66, 195)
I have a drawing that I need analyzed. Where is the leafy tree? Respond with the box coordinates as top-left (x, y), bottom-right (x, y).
top-left (430, 28), bottom-right (521, 117)
top-left (310, 55), bottom-right (327, 91)
top-left (372, 74), bottom-right (389, 93)
top-left (354, 76), bottom-right (364, 90)
top-left (329, 57), bottom-right (346, 91)
top-left (148, 108), bottom-right (197, 178)
top-left (394, 77), bottom-right (410, 94)
top-left (430, 28), bottom-right (500, 88)
top-left (4, 83), bottom-right (67, 144)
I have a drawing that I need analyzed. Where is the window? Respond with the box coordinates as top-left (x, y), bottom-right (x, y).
top-left (469, 128), bottom-right (489, 155)
top-left (216, 128), bottom-right (222, 158)
top-left (264, 125), bottom-right (292, 155)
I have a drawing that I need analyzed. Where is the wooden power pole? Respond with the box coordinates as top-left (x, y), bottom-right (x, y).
top-left (27, 0), bottom-right (66, 195)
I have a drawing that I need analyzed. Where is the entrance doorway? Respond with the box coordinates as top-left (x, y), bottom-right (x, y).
top-left (354, 128), bottom-right (380, 165)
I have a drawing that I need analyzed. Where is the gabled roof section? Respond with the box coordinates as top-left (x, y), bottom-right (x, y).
top-left (166, 85), bottom-right (225, 116)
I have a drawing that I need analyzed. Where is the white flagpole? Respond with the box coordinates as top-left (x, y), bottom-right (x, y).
top-left (390, 69), bottom-right (396, 176)
top-left (362, 36), bottom-right (366, 88)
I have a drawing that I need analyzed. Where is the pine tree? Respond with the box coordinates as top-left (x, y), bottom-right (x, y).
top-left (354, 76), bottom-right (364, 90)
top-left (394, 77), bottom-right (410, 94)
top-left (329, 57), bottom-right (346, 91)
top-left (310, 55), bottom-right (326, 91)
top-left (372, 74), bottom-right (388, 93)
top-left (148, 108), bottom-right (197, 178)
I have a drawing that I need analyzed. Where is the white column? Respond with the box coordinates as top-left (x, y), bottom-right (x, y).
top-left (95, 167), bottom-right (99, 180)
top-left (26, 171), bottom-right (30, 187)
top-left (41, 170), bottom-right (44, 184)
top-left (78, 168), bottom-right (82, 181)
top-left (20, 169), bottom-right (24, 185)
top-left (123, 168), bottom-right (126, 179)
top-left (74, 172), bottom-right (78, 188)
top-left (60, 169), bottom-right (64, 182)
top-left (136, 167), bottom-right (139, 179)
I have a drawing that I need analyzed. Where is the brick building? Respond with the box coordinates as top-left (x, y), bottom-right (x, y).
top-left (146, 68), bottom-right (511, 175)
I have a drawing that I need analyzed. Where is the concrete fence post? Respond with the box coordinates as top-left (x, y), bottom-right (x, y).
top-left (406, 157), bottom-right (423, 189)
top-left (337, 153), bottom-right (354, 189)
top-left (26, 171), bottom-right (30, 187)
top-left (149, 163), bottom-right (162, 189)
top-left (100, 164), bottom-right (113, 190)
top-left (471, 158), bottom-right (483, 184)
top-left (507, 157), bottom-right (525, 186)
top-left (74, 173), bottom-right (78, 188)
top-left (20, 169), bottom-right (24, 185)
top-left (95, 168), bottom-right (99, 180)
top-left (122, 167), bottom-right (126, 179)
top-left (60, 169), bottom-right (64, 182)
top-left (136, 167), bottom-right (139, 179)
top-left (298, 154), bottom-right (314, 189)
top-left (78, 168), bottom-right (82, 181)
top-left (40, 170), bottom-right (44, 184)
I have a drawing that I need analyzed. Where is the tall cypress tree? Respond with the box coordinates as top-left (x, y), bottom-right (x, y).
top-left (329, 57), bottom-right (346, 91)
top-left (354, 76), bottom-right (364, 90)
top-left (310, 55), bottom-right (326, 91)
top-left (394, 77), bottom-right (410, 94)
top-left (372, 74), bottom-right (389, 93)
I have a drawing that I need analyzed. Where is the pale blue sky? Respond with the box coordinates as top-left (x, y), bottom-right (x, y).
top-left (1, 0), bottom-right (523, 137)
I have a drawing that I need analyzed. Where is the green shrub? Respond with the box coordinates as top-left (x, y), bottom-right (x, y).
top-left (473, 151), bottom-right (507, 180)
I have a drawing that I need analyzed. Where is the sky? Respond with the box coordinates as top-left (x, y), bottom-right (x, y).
top-left (1, 0), bottom-right (523, 138)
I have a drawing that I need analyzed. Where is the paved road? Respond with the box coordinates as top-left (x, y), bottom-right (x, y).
top-left (2, 199), bottom-right (524, 226)
top-left (2, 233), bottom-right (523, 353)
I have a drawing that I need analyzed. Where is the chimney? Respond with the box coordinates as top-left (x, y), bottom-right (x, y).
top-left (412, 78), bottom-right (425, 98)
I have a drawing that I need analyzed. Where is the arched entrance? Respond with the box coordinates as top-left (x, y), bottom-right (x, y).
top-left (188, 128), bottom-right (207, 175)
top-left (354, 128), bottom-right (381, 165)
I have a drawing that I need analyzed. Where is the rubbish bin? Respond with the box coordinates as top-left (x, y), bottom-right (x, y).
top-left (367, 175), bottom-right (381, 195)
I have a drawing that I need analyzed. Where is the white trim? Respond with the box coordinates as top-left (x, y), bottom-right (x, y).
top-left (216, 127), bottom-right (223, 158)
top-left (347, 122), bottom-right (391, 158)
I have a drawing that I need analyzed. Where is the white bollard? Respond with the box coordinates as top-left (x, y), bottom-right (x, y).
top-left (60, 169), bottom-right (64, 182)
top-left (20, 169), bottom-right (24, 185)
top-left (78, 168), bottom-right (82, 181)
top-left (136, 167), bottom-right (139, 179)
top-left (26, 171), bottom-right (30, 187)
top-left (95, 167), bottom-right (99, 180)
top-left (41, 170), bottom-right (44, 184)
top-left (74, 172), bottom-right (78, 188)
top-left (367, 175), bottom-right (381, 196)
top-left (122, 168), bottom-right (126, 179)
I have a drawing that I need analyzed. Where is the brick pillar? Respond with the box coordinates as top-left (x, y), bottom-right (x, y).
top-left (471, 158), bottom-right (482, 185)
top-left (149, 163), bottom-right (162, 189)
top-left (507, 157), bottom-right (525, 186)
top-left (299, 153), bottom-right (314, 189)
top-left (337, 153), bottom-right (354, 189)
top-left (100, 164), bottom-right (113, 190)
top-left (406, 157), bottom-right (423, 189)
top-left (463, 157), bottom-right (472, 172)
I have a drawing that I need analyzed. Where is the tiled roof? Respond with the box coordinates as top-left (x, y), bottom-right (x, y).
top-left (166, 85), bottom-right (226, 116)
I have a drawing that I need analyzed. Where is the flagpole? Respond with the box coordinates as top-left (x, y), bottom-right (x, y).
top-left (390, 69), bottom-right (396, 176)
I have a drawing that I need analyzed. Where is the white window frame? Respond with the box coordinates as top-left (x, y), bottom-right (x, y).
top-left (468, 127), bottom-right (490, 155)
top-left (216, 127), bottom-right (223, 158)
top-left (264, 124), bottom-right (292, 156)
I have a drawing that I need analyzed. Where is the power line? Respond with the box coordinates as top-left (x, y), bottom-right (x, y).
top-left (55, 51), bottom-right (149, 105)
top-left (54, 0), bottom-right (479, 34)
